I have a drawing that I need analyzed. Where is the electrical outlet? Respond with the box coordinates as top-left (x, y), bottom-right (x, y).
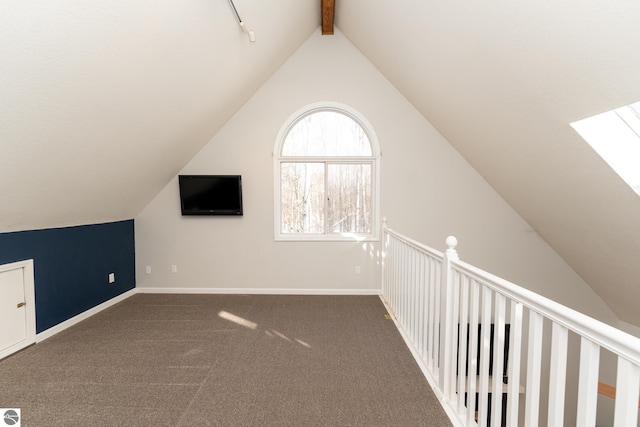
top-left (108, 273), bottom-right (115, 283)
top-left (355, 266), bottom-right (361, 275)
top-left (145, 266), bottom-right (151, 274)
top-left (171, 265), bottom-right (177, 273)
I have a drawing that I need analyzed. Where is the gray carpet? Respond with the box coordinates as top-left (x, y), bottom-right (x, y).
top-left (0, 294), bottom-right (452, 426)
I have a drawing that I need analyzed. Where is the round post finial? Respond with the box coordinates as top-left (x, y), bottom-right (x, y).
top-left (445, 236), bottom-right (457, 249)
top-left (382, 217), bottom-right (388, 229)
top-left (445, 236), bottom-right (458, 256)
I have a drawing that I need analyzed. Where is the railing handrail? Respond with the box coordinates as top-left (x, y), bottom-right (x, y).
top-left (384, 227), bottom-right (444, 259)
top-left (450, 257), bottom-right (640, 367)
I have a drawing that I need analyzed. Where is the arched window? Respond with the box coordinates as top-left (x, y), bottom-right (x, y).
top-left (274, 102), bottom-right (380, 241)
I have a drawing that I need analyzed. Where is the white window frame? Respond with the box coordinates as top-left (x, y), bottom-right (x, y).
top-left (274, 102), bottom-right (381, 241)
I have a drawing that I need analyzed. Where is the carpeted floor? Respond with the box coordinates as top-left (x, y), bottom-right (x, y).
top-left (0, 294), bottom-right (452, 426)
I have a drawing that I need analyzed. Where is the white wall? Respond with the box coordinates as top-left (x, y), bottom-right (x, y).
top-left (135, 28), bottom-right (617, 326)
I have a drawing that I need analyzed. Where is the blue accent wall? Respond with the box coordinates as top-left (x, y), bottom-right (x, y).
top-left (0, 220), bottom-right (135, 333)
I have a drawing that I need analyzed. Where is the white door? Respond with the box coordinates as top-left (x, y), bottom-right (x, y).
top-left (0, 260), bottom-right (36, 360)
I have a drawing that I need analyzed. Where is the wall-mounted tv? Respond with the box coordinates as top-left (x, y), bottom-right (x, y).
top-left (178, 175), bottom-right (243, 216)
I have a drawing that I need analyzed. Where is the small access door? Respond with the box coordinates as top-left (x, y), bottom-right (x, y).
top-left (0, 260), bottom-right (36, 360)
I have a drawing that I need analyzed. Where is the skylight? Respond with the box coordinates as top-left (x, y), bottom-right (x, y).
top-left (571, 102), bottom-right (640, 194)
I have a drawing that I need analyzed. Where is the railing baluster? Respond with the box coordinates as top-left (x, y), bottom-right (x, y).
top-left (392, 240), bottom-right (397, 314)
top-left (576, 337), bottom-right (600, 426)
top-left (410, 247), bottom-right (415, 348)
top-left (467, 279), bottom-right (480, 426)
top-left (548, 323), bottom-right (568, 426)
top-left (524, 311), bottom-right (543, 427)
top-left (383, 234), bottom-right (387, 299)
top-left (422, 254), bottom-right (428, 361)
top-left (429, 257), bottom-right (438, 370)
top-left (389, 237), bottom-right (394, 312)
top-left (382, 226), bottom-right (388, 300)
top-left (506, 302), bottom-right (523, 427)
top-left (434, 259), bottom-right (442, 374)
top-left (393, 238), bottom-right (398, 315)
top-left (395, 239), bottom-right (400, 315)
top-left (398, 242), bottom-right (403, 327)
top-left (389, 236), bottom-right (394, 311)
top-left (422, 254), bottom-right (429, 362)
top-left (400, 241), bottom-right (405, 321)
top-left (478, 286), bottom-right (493, 427)
top-left (411, 248), bottom-right (420, 348)
top-left (407, 246), bottom-right (414, 344)
top-left (491, 293), bottom-right (506, 427)
top-left (449, 270), bottom-right (461, 403)
top-left (409, 244), bottom-right (414, 340)
top-left (417, 252), bottom-right (425, 359)
top-left (613, 357), bottom-right (640, 426)
top-left (404, 242), bottom-right (410, 335)
top-left (458, 275), bottom-right (470, 415)
top-left (441, 236), bottom-right (459, 398)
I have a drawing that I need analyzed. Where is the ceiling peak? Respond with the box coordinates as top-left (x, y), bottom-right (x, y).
top-left (321, 0), bottom-right (335, 35)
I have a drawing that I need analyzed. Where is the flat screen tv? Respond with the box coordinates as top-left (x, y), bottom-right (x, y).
top-left (178, 175), bottom-right (243, 216)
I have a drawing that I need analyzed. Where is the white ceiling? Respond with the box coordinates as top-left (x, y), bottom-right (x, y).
top-left (3, 1), bottom-right (640, 324)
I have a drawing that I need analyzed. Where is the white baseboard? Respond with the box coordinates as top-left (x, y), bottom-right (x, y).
top-left (36, 288), bottom-right (137, 343)
top-left (137, 287), bottom-right (382, 295)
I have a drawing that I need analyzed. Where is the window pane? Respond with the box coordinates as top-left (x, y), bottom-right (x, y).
top-left (282, 111), bottom-right (372, 157)
top-left (617, 103), bottom-right (640, 138)
top-left (280, 163), bottom-right (325, 233)
top-left (327, 163), bottom-right (372, 234)
top-left (572, 107), bottom-right (640, 193)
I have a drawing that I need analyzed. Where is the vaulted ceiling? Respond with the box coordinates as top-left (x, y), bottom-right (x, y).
top-left (3, 1), bottom-right (640, 325)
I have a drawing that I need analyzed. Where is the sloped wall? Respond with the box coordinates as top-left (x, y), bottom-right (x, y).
top-left (135, 28), bottom-right (617, 325)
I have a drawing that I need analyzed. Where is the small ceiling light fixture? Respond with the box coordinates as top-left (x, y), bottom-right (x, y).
top-left (227, 0), bottom-right (256, 42)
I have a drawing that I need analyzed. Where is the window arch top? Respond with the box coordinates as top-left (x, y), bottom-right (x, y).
top-left (274, 103), bottom-right (380, 241)
top-left (281, 110), bottom-right (373, 157)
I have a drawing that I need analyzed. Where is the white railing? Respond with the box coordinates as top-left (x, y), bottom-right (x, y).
top-left (381, 221), bottom-right (640, 427)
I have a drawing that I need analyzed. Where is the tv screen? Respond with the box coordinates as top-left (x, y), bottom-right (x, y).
top-left (178, 175), bottom-right (243, 216)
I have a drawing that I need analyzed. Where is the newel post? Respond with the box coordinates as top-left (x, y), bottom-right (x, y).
top-left (439, 236), bottom-right (459, 399)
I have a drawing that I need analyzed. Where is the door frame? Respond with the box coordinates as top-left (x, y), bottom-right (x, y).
top-left (0, 259), bottom-right (36, 360)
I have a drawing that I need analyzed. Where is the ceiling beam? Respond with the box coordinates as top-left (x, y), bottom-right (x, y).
top-left (321, 0), bottom-right (335, 35)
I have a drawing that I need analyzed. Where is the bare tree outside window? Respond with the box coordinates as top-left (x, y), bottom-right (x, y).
top-left (280, 163), bottom-right (324, 233)
top-left (327, 163), bottom-right (371, 233)
top-left (281, 112), bottom-right (372, 157)
top-left (278, 109), bottom-right (376, 237)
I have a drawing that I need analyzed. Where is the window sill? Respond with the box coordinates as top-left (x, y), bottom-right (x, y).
top-left (274, 233), bottom-right (379, 242)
